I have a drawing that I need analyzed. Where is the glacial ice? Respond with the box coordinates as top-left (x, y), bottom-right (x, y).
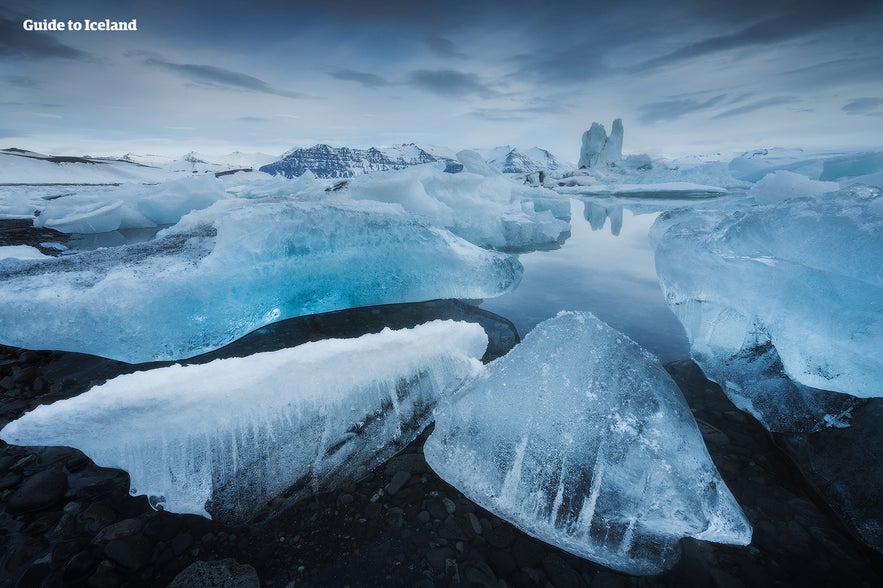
top-left (729, 148), bottom-right (883, 184)
top-left (747, 170), bottom-right (838, 204)
top-left (340, 152), bottom-right (571, 251)
top-left (0, 320), bottom-right (488, 522)
top-left (30, 175), bottom-right (228, 233)
top-left (0, 198), bottom-right (522, 362)
top-left (651, 185), bottom-right (883, 431)
top-left (578, 120), bottom-right (623, 169)
top-left (424, 311), bottom-right (751, 575)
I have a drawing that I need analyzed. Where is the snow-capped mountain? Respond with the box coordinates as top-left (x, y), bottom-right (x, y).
top-left (261, 143), bottom-right (567, 179)
top-left (259, 143), bottom-right (444, 179)
top-left (479, 146), bottom-right (567, 174)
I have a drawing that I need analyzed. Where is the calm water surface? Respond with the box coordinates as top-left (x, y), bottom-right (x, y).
top-left (481, 198), bottom-right (690, 362)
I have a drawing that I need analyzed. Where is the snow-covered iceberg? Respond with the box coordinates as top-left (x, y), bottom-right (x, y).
top-left (728, 148), bottom-right (883, 185)
top-left (0, 198), bottom-right (522, 362)
top-left (1, 320), bottom-right (488, 523)
top-left (424, 311), bottom-right (751, 575)
top-left (651, 185), bottom-right (883, 431)
top-left (339, 151), bottom-right (571, 252)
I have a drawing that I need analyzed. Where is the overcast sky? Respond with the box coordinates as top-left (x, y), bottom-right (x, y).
top-left (2, 0), bottom-right (882, 159)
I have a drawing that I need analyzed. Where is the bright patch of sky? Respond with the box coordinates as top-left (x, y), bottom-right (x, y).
top-left (2, 0), bottom-right (881, 159)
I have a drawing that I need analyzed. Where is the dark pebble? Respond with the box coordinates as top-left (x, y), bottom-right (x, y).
top-left (386, 506), bottom-right (404, 529)
top-left (6, 468), bottom-right (67, 514)
top-left (104, 534), bottom-right (153, 570)
top-left (463, 560), bottom-right (498, 588)
top-left (171, 532), bottom-right (194, 556)
top-left (0, 455), bottom-right (15, 473)
top-left (63, 549), bottom-right (102, 582)
top-left (511, 536), bottom-right (544, 567)
top-left (15, 562), bottom-right (50, 588)
top-left (12, 366), bottom-right (37, 386)
top-left (542, 554), bottom-right (584, 588)
top-left (484, 524), bottom-right (515, 548)
top-left (426, 546), bottom-right (455, 571)
top-left (0, 470), bottom-right (21, 490)
top-left (385, 470), bottom-right (411, 496)
top-left (487, 549), bottom-right (517, 577)
top-left (87, 560), bottom-right (122, 588)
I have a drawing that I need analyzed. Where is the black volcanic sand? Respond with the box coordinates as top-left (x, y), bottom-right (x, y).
top-left (1, 306), bottom-right (883, 587)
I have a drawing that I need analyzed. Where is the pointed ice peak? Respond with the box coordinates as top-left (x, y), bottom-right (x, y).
top-left (578, 119), bottom-right (624, 169)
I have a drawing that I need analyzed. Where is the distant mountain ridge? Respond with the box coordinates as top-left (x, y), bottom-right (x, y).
top-left (260, 143), bottom-right (566, 179)
top-left (260, 143), bottom-right (443, 179)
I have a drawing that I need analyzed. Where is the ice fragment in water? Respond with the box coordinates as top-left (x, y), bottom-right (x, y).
top-left (424, 311), bottom-right (751, 575)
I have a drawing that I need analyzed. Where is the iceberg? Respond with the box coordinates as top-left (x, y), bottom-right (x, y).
top-left (747, 170), bottom-right (838, 204)
top-left (340, 151), bottom-right (571, 252)
top-left (578, 120), bottom-right (623, 169)
top-left (0, 198), bottom-right (522, 362)
top-left (424, 311), bottom-right (751, 575)
top-left (728, 148), bottom-right (883, 184)
top-left (0, 320), bottom-right (488, 523)
top-left (651, 185), bottom-right (883, 431)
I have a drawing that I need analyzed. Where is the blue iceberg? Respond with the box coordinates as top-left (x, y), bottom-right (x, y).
top-left (0, 198), bottom-right (521, 362)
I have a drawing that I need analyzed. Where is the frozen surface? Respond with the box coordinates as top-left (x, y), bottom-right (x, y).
top-left (729, 148), bottom-right (883, 184)
top-left (425, 311), bottom-right (751, 575)
top-left (1, 320), bottom-right (487, 522)
top-left (340, 152), bottom-right (571, 251)
top-left (0, 245), bottom-right (50, 260)
top-left (747, 170), bottom-right (838, 204)
top-left (0, 198), bottom-right (521, 362)
top-left (651, 185), bottom-right (883, 431)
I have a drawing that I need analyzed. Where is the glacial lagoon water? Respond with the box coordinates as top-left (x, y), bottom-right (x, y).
top-left (481, 198), bottom-right (691, 362)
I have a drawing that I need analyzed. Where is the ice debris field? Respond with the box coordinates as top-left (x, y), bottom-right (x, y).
top-left (1, 124), bottom-right (882, 573)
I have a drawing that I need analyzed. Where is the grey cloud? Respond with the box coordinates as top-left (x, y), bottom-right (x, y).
top-left (329, 69), bottom-right (391, 88)
top-left (842, 97), bottom-right (883, 116)
top-left (713, 96), bottom-right (799, 119)
top-left (407, 69), bottom-right (498, 98)
top-left (780, 57), bottom-right (883, 90)
top-left (635, 2), bottom-right (882, 72)
top-left (426, 36), bottom-right (465, 59)
top-left (638, 95), bottom-right (727, 123)
top-left (141, 56), bottom-right (305, 99)
top-left (0, 17), bottom-right (89, 60)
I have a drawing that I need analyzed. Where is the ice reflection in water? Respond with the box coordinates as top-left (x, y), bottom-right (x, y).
top-left (481, 198), bottom-right (690, 362)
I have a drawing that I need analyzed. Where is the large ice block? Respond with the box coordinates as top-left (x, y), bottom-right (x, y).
top-left (424, 311), bottom-right (751, 575)
top-left (651, 185), bottom-right (883, 431)
top-left (0, 198), bottom-right (522, 362)
top-left (0, 320), bottom-right (488, 523)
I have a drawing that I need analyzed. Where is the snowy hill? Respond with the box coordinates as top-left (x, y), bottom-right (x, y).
top-left (0, 148), bottom-right (171, 184)
top-left (1, 148), bottom-right (276, 185)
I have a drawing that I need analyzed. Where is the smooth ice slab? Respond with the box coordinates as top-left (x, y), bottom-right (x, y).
top-left (1, 320), bottom-right (488, 522)
top-left (0, 198), bottom-right (522, 362)
top-left (424, 311), bottom-right (751, 575)
top-left (651, 185), bottom-right (883, 431)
